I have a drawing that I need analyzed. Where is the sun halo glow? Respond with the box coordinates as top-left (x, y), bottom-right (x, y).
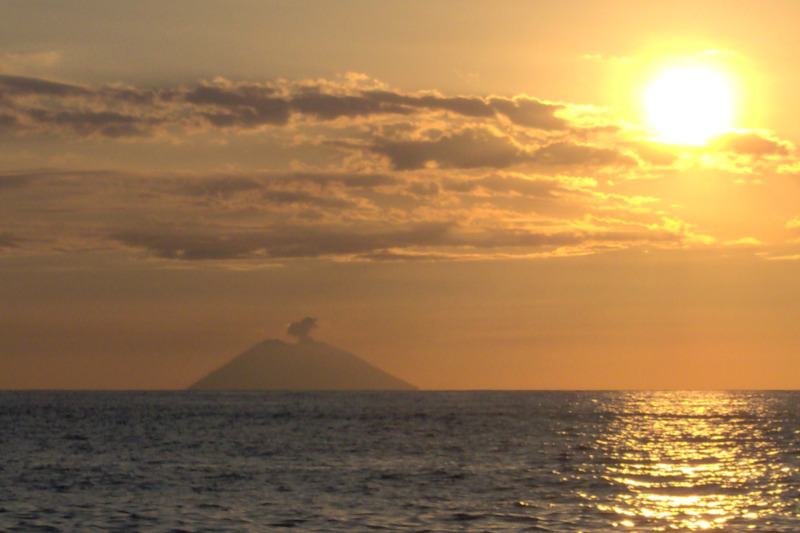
top-left (645, 66), bottom-right (735, 146)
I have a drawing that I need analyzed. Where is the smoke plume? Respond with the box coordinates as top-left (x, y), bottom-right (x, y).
top-left (287, 317), bottom-right (318, 342)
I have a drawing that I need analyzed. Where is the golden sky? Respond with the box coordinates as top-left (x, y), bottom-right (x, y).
top-left (2, 0), bottom-right (800, 389)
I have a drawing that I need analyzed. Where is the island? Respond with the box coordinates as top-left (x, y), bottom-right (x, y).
top-left (189, 338), bottom-right (417, 391)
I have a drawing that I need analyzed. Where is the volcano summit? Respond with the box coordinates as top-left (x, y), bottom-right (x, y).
top-left (189, 338), bottom-right (417, 391)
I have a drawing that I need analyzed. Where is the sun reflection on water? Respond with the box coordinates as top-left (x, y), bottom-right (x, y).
top-left (594, 391), bottom-right (795, 531)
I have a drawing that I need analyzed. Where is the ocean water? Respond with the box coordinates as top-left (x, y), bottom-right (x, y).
top-left (1, 391), bottom-right (799, 532)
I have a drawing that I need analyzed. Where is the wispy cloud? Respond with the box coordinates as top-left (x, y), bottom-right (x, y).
top-left (1, 74), bottom-right (799, 264)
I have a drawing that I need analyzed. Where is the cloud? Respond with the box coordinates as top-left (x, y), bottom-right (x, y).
top-left (287, 317), bottom-right (318, 342)
top-left (630, 142), bottom-right (681, 166)
top-left (372, 128), bottom-right (528, 170)
top-left (725, 237), bottom-right (763, 246)
top-left (179, 79), bottom-right (566, 132)
top-left (0, 113), bottom-right (18, 128)
top-left (531, 141), bottom-right (637, 167)
top-left (290, 89), bottom-right (413, 120)
top-left (0, 76), bottom-right (163, 138)
top-left (292, 88), bottom-right (567, 129)
top-left (710, 131), bottom-right (794, 156)
top-left (279, 172), bottom-right (399, 190)
top-left (1, 73), bottom-right (794, 191)
top-left (184, 82), bottom-right (291, 127)
top-left (0, 232), bottom-right (21, 249)
top-left (168, 176), bottom-right (263, 198)
top-left (26, 108), bottom-right (156, 138)
top-left (0, 172), bottom-right (33, 189)
top-left (162, 172), bottom-right (399, 200)
top-left (363, 90), bottom-right (496, 118)
top-left (107, 217), bottom-right (687, 262)
top-left (0, 74), bottom-right (87, 97)
top-left (370, 130), bottom-right (637, 171)
top-left (261, 190), bottom-right (355, 209)
top-left (406, 181), bottom-right (440, 196)
top-left (442, 173), bottom-right (567, 198)
top-left (489, 95), bottom-right (569, 130)
top-left (0, 74), bottom-right (577, 140)
top-left (109, 222), bottom-right (457, 261)
top-left (0, 165), bottom-right (710, 263)
top-left (4, 74), bottom-right (798, 265)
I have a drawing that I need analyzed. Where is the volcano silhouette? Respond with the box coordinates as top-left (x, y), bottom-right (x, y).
top-left (189, 339), bottom-right (417, 391)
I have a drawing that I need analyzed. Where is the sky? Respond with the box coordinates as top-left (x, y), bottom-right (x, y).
top-left (3, 0), bottom-right (800, 390)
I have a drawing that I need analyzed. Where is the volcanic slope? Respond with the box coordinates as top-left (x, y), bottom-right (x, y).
top-left (189, 339), bottom-right (417, 391)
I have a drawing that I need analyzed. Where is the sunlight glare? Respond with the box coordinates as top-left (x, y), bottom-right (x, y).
top-left (645, 66), bottom-right (734, 145)
top-left (599, 392), bottom-right (786, 530)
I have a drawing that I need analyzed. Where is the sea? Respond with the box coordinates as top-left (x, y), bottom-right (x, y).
top-left (1, 391), bottom-right (799, 532)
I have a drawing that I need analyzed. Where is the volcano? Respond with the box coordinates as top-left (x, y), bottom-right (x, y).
top-left (189, 338), bottom-right (417, 391)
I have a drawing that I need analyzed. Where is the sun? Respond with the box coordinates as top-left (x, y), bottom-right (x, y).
top-left (644, 66), bottom-right (734, 145)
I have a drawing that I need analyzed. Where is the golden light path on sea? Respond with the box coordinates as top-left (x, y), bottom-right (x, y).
top-left (594, 392), bottom-right (793, 531)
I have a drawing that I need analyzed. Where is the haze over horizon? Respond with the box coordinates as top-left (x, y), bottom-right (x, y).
top-left (3, 1), bottom-right (800, 390)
